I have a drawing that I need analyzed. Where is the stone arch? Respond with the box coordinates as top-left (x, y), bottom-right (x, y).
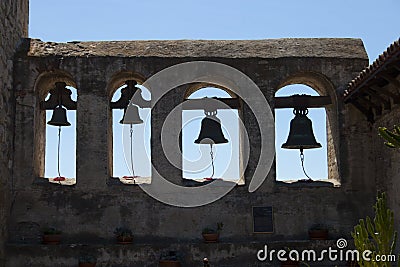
top-left (34, 70), bottom-right (77, 100)
top-left (184, 82), bottom-right (238, 99)
top-left (106, 71), bottom-right (147, 100)
top-left (181, 83), bottom-right (244, 185)
top-left (276, 71), bottom-right (340, 184)
top-left (33, 70), bottom-right (77, 180)
top-left (277, 71), bottom-right (338, 105)
top-left (107, 71), bottom-right (150, 180)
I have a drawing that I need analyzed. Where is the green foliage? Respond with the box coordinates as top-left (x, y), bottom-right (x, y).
top-left (42, 227), bottom-right (61, 235)
top-left (202, 227), bottom-right (215, 234)
top-left (79, 254), bottom-right (96, 263)
top-left (160, 250), bottom-right (181, 261)
top-left (378, 126), bottom-right (400, 148)
top-left (309, 223), bottom-right (327, 230)
top-left (202, 222), bottom-right (223, 234)
top-left (351, 192), bottom-right (398, 267)
top-left (113, 227), bottom-right (132, 238)
top-left (217, 222), bottom-right (224, 231)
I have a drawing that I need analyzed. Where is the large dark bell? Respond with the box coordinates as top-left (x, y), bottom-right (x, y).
top-left (47, 106), bottom-right (71, 126)
top-left (120, 105), bottom-right (143, 124)
top-left (195, 115), bottom-right (228, 144)
top-left (282, 112), bottom-right (321, 150)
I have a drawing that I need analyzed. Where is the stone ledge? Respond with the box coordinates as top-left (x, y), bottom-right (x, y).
top-left (24, 38), bottom-right (368, 60)
top-left (275, 180), bottom-right (339, 188)
top-left (6, 240), bottom-right (349, 267)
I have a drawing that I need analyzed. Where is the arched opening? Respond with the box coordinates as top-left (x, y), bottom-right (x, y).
top-left (110, 81), bottom-right (151, 184)
top-left (182, 87), bottom-right (242, 184)
top-left (43, 85), bottom-right (77, 185)
top-left (275, 84), bottom-right (329, 181)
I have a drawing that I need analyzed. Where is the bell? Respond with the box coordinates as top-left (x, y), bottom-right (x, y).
top-left (119, 104), bottom-right (143, 124)
top-left (282, 109), bottom-right (321, 150)
top-left (47, 106), bottom-right (71, 126)
top-left (195, 114), bottom-right (228, 144)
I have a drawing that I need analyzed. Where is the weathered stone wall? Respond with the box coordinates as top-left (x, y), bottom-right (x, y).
top-left (372, 75), bottom-right (400, 237)
top-left (6, 38), bottom-right (374, 266)
top-left (0, 0), bottom-right (28, 265)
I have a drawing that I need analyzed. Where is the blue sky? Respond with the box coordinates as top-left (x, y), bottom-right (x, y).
top-left (30, 0), bottom-right (399, 61)
top-left (31, 0), bottom-right (399, 181)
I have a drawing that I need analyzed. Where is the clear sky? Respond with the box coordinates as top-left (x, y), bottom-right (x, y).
top-left (29, 0), bottom-right (399, 61)
top-left (30, 0), bottom-right (399, 181)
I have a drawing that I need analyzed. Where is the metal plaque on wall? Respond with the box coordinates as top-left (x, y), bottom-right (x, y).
top-left (252, 206), bottom-right (273, 233)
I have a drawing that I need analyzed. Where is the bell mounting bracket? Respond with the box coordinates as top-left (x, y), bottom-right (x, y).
top-left (273, 94), bottom-right (331, 109)
top-left (40, 82), bottom-right (77, 110)
top-left (110, 80), bottom-right (150, 109)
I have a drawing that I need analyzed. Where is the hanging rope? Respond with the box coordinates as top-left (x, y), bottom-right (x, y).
top-left (57, 126), bottom-right (62, 184)
top-left (209, 144), bottom-right (215, 179)
top-left (130, 124), bottom-right (136, 184)
top-left (300, 148), bottom-right (313, 181)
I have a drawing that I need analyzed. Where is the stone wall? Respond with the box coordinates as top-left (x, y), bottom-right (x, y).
top-left (2, 1), bottom-right (398, 265)
top-left (6, 38), bottom-right (374, 266)
top-left (0, 0), bottom-right (28, 265)
top-left (372, 74), bottom-right (400, 237)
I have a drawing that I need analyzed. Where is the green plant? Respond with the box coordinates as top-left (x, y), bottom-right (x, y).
top-left (160, 250), bottom-right (180, 261)
top-left (309, 223), bottom-right (327, 230)
top-left (378, 126), bottom-right (400, 148)
top-left (79, 255), bottom-right (96, 263)
top-left (351, 192), bottom-right (398, 267)
top-left (202, 227), bottom-right (215, 234)
top-left (202, 222), bottom-right (223, 234)
top-left (42, 227), bottom-right (61, 235)
top-left (113, 227), bottom-right (132, 238)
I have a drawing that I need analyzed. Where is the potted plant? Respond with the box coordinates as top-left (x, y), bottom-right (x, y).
top-left (42, 227), bottom-right (61, 244)
top-left (202, 222), bottom-right (223, 243)
top-left (346, 260), bottom-right (360, 267)
top-left (114, 227), bottom-right (133, 244)
top-left (308, 224), bottom-right (328, 240)
top-left (78, 255), bottom-right (97, 267)
top-left (280, 259), bottom-right (300, 267)
top-left (159, 251), bottom-right (181, 267)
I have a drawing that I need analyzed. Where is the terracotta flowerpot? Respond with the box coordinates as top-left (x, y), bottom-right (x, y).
top-left (280, 260), bottom-right (300, 267)
top-left (116, 236), bottom-right (133, 244)
top-left (42, 234), bottom-right (61, 244)
top-left (79, 263), bottom-right (96, 267)
top-left (159, 260), bottom-right (181, 267)
top-left (308, 229), bottom-right (328, 240)
top-left (347, 260), bottom-right (360, 267)
top-left (202, 233), bottom-right (219, 243)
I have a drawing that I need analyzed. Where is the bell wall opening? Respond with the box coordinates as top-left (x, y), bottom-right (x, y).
top-left (182, 86), bottom-right (243, 184)
top-left (275, 84), bottom-right (328, 181)
top-left (110, 82), bottom-right (151, 184)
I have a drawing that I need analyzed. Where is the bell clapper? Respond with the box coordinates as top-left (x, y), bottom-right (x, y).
top-left (299, 147), bottom-right (313, 181)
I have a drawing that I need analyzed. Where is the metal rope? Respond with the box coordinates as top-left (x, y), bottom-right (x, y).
top-left (57, 126), bottom-right (61, 184)
top-left (300, 148), bottom-right (313, 181)
top-left (130, 124), bottom-right (136, 184)
top-left (210, 144), bottom-right (215, 179)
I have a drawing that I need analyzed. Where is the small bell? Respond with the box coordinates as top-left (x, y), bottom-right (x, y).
top-left (120, 104), bottom-right (143, 124)
top-left (282, 108), bottom-right (321, 150)
top-left (47, 106), bottom-right (71, 126)
top-left (195, 112), bottom-right (228, 144)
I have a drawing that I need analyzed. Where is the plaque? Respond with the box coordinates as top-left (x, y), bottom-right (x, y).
top-left (253, 206), bottom-right (273, 233)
